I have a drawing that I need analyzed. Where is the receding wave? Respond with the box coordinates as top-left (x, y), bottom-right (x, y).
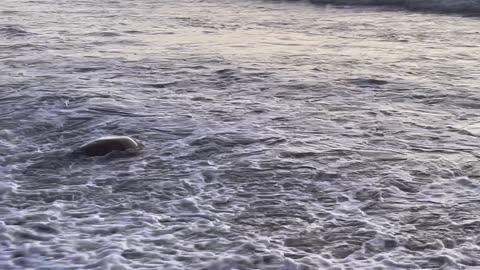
top-left (308, 0), bottom-right (480, 15)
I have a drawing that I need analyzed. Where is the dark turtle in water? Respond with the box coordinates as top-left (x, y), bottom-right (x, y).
top-left (74, 136), bottom-right (142, 157)
top-left (23, 136), bottom-right (142, 175)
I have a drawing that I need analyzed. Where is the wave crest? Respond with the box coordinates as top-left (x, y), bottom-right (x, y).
top-left (309, 0), bottom-right (480, 15)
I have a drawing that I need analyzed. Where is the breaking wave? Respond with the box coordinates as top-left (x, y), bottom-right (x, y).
top-left (308, 0), bottom-right (480, 15)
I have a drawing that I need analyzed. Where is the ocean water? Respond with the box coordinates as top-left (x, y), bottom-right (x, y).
top-left (1, 0), bottom-right (480, 269)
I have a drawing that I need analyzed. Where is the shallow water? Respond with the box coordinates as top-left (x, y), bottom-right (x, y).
top-left (1, 0), bottom-right (480, 269)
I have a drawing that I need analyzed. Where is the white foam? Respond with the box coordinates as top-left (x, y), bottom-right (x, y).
top-left (1, 0), bottom-right (479, 268)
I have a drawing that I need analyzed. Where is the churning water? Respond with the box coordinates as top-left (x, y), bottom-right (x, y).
top-left (1, 0), bottom-right (480, 269)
